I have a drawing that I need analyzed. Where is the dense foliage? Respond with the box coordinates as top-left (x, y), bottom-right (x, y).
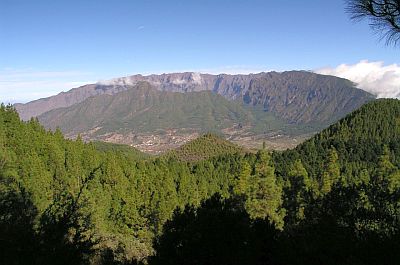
top-left (0, 105), bottom-right (256, 264)
top-left (92, 141), bottom-right (150, 161)
top-left (163, 133), bottom-right (244, 162)
top-left (1, 98), bottom-right (399, 264)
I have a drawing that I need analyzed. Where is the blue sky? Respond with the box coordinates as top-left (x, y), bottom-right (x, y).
top-left (0, 0), bottom-right (399, 102)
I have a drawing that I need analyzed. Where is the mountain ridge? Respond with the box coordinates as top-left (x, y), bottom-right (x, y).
top-left (15, 71), bottom-right (375, 124)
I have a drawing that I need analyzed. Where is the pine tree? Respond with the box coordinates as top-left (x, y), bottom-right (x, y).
top-left (233, 161), bottom-right (251, 196)
top-left (287, 159), bottom-right (311, 221)
top-left (245, 150), bottom-right (285, 229)
top-left (320, 147), bottom-right (341, 195)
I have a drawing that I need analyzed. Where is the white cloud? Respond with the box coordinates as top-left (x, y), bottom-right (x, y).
top-left (0, 69), bottom-right (94, 103)
top-left (316, 60), bottom-right (400, 99)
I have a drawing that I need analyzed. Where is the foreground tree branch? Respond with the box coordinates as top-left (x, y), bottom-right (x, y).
top-left (346, 0), bottom-right (400, 46)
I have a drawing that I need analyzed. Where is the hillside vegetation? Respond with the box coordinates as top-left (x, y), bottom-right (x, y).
top-left (92, 141), bottom-right (150, 160)
top-left (1, 99), bottom-right (399, 265)
top-left (275, 98), bottom-right (400, 180)
top-left (164, 133), bottom-right (244, 162)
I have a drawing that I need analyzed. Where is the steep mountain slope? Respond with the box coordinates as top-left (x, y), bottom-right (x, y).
top-left (38, 82), bottom-right (292, 153)
top-left (38, 82), bottom-right (252, 134)
top-left (240, 71), bottom-right (373, 123)
top-left (16, 71), bottom-right (374, 124)
top-left (14, 83), bottom-right (135, 121)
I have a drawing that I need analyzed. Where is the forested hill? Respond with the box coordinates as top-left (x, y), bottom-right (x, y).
top-left (275, 98), bottom-right (400, 180)
top-left (164, 133), bottom-right (244, 162)
top-left (1, 99), bottom-right (400, 265)
top-left (299, 98), bottom-right (400, 149)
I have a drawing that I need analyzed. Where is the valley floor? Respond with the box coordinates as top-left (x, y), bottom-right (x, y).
top-left (77, 130), bottom-right (313, 154)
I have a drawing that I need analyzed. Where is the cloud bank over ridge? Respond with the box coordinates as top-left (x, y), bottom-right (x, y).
top-left (316, 60), bottom-right (400, 99)
top-left (4, 61), bottom-right (399, 104)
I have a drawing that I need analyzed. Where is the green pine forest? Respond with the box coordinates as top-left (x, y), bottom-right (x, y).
top-left (1, 99), bottom-right (399, 265)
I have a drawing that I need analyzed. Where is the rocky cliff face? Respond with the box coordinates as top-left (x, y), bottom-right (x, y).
top-left (15, 71), bottom-right (374, 124)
